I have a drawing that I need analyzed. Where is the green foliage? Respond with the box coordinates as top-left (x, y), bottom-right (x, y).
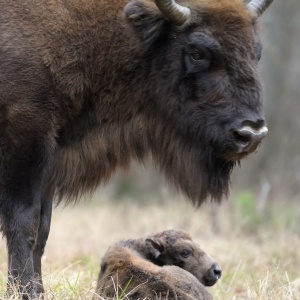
top-left (113, 176), bottom-right (141, 200)
top-left (233, 191), bottom-right (300, 234)
top-left (66, 271), bottom-right (81, 296)
top-left (233, 191), bottom-right (260, 233)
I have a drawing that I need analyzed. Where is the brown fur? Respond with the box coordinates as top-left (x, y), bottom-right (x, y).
top-left (113, 229), bottom-right (222, 286)
top-left (96, 230), bottom-right (219, 299)
top-left (0, 0), bottom-right (261, 204)
top-left (96, 247), bottom-right (213, 299)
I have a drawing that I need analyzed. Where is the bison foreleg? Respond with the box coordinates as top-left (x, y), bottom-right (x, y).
top-left (0, 136), bottom-right (52, 298)
top-left (33, 185), bottom-right (54, 294)
top-left (3, 201), bottom-right (41, 299)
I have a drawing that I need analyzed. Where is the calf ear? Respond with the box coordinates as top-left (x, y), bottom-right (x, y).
top-left (124, 0), bottom-right (167, 49)
top-left (146, 237), bottom-right (165, 258)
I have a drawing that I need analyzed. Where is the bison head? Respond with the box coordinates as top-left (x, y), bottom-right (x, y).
top-left (123, 0), bottom-right (272, 204)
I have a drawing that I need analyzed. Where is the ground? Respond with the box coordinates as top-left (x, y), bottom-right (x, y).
top-left (0, 190), bottom-right (299, 299)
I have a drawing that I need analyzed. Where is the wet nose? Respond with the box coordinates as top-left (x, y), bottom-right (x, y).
top-left (204, 263), bottom-right (222, 286)
top-left (232, 124), bottom-right (268, 153)
top-left (212, 263), bottom-right (222, 279)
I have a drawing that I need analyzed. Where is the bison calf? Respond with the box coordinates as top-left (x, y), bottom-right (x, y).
top-left (96, 230), bottom-right (221, 299)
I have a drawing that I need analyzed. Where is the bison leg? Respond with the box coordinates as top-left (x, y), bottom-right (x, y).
top-left (33, 185), bottom-right (54, 294)
top-left (0, 136), bottom-right (52, 298)
top-left (0, 53), bottom-right (58, 297)
top-left (2, 200), bottom-right (41, 299)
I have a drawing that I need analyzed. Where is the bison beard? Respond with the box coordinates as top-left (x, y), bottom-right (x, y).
top-left (151, 127), bottom-right (236, 203)
top-left (52, 117), bottom-right (235, 205)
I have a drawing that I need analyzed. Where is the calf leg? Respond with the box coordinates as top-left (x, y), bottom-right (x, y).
top-left (33, 185), bottom-right (54, 294)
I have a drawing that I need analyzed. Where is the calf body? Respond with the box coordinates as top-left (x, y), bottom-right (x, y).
top-left (0, 0), bottom-right (273, 296)
top-left (96, 230), bottom-right (219, 299)
top-left (96, 246), bottom-right (213, 300)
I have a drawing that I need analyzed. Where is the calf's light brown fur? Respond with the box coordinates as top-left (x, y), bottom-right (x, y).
top-left (96, 246), bottom-right (213, 299)
top-left (96, 230), bottom-right (220, 299)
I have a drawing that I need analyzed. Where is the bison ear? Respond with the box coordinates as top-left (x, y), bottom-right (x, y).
top-left (146, 237), bottom-right (165, 258)
top-left (124, 0), bottom-right (167, 49)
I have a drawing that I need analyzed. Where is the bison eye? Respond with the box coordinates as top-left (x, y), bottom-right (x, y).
top-left (185, 46), bottom-right (212, 73)
top-left (190, 50), bottom-right (205, 61)
top-left (180, 249), bottom-right (192, 258)
top-left (189, 46), bottom-right (211, 61)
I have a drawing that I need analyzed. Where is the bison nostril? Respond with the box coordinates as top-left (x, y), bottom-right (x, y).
top-left (232, 125), bottom-right (268, 153)
top-left (233, 130), bottom-right (251, 147)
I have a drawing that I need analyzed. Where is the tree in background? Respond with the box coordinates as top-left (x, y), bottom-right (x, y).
top-left (233, 0), bottom-right (300, 201)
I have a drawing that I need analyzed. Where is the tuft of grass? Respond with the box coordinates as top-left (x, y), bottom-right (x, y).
top-left (117, 276), bottom-right (133, 300)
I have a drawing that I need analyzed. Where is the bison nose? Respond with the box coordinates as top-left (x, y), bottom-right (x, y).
top-left (232, 125), bottom-right (268, 154)
top-left (203, 263), bottom-right (222, 286)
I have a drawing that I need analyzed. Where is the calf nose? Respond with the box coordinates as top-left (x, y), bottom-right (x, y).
top-left (203, 263), bottom-right (222, 286)
top-left (232, 125), bottom-right (268, 153)
top-left (212, 263), bottom-right (222, 279)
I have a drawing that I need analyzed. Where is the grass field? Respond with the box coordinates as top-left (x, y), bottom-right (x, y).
top-left (0, 190), bottom-right (299, 299)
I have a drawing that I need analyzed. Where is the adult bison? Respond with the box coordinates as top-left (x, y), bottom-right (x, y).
top-left (0, 0), bottom-right (272, 297)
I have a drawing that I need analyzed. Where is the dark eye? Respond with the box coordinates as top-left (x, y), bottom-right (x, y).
top-left (189, 47), bottom-right (211, 62)
top-left (190, 50), bottom-right (205, 61)
top-left (180, 249), bottom-right (192, 258)
top-left (185, 46), bottom-right (212, 73)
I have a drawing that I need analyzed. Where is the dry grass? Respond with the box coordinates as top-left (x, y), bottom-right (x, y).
top-left (0, 191), bottom-right (299, 299)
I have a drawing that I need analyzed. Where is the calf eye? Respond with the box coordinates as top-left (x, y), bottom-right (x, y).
top-left (180, 249), bottom-right (192, 258)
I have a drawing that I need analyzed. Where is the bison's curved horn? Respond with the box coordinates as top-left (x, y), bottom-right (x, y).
top-left (247, 0), bottom-right (274, 16)
top-left (155, 0), bottom-right (190, 25)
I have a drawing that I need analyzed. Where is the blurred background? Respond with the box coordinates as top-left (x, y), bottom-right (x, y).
top-left (236, 0), bottom-right (300, 201)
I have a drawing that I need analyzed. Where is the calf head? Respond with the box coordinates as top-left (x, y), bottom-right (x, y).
top-left (145, 229), bottom-right (221, 286)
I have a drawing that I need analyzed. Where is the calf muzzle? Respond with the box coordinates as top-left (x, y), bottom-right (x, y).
top-left (203, 263), bottom-right (222, 286)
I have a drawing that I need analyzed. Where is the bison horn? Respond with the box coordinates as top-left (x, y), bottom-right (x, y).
top-left (155, 0), bottom-right (190, 25)
top-left (247, 0), bottom-right (274, 16)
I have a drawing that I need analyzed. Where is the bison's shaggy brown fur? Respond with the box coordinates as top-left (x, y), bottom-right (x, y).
top-left (0, 0), bottom-right (272, 296)
top-left (96, 230), bottom-right (220, 299)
